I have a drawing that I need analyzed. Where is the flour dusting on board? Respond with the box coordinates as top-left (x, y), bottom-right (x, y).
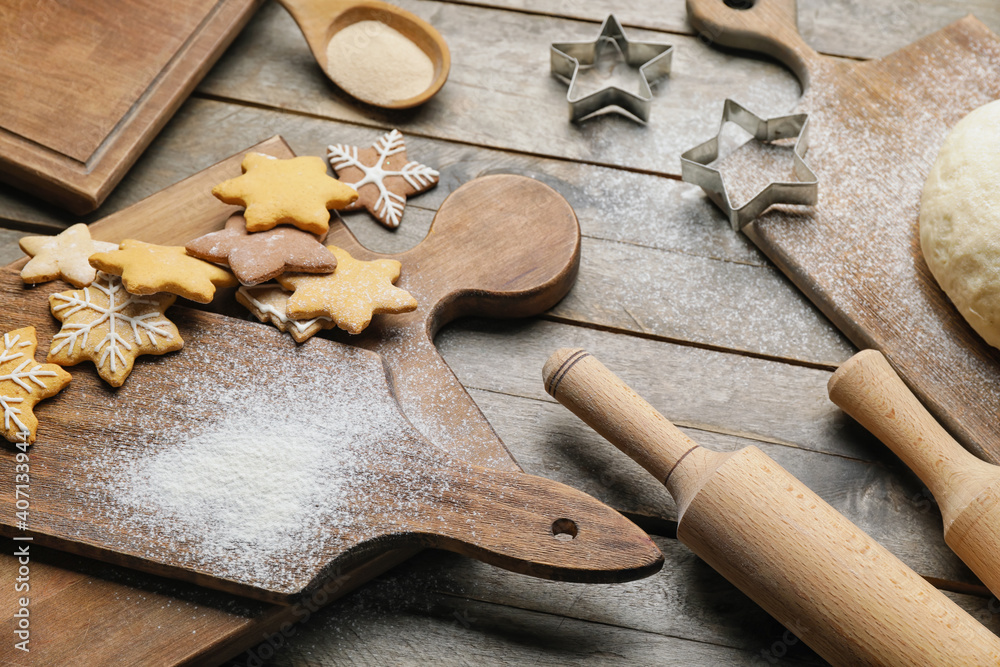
top-left (67, 329), bottom-right (462, 594)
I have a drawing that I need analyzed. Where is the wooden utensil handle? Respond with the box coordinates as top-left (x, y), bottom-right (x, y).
top-left (543, 348), bottom-right (727, 510)
top-left (686, 0), bottom-right (818, 86)
top-left (400, 175), bottom-right (581, 323)
top-left (828, 350), bottom-right (1000, 518)
top-left (544, 348), bottom-right (1000, 665)
top-left (410, 464), bottom-right (664, 583)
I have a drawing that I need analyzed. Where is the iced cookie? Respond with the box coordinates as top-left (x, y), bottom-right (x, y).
top-left (211, 153), bottom-right (358, 235)
top-left (49, 272), bottom-right (183, 387)
top-left (278, 246), bottom-right (417, 334)
top-left (236, 284), bottom-right (335, 343)
top-left (328, 129), bottom-right (439, 229)
top-left (185, 215), bottom-right (337, 286)
top-left (0, 326), bottom-right (72, 444)
top-left (19, 223), bottom-right (118, 287)
top-left (89, 240), bottom-right (237, 303)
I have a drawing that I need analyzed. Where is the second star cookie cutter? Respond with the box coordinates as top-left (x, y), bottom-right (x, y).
top-left (550, 15), bottom-right (673, 123)
top-left (681, 99), bottom-right (818, 230)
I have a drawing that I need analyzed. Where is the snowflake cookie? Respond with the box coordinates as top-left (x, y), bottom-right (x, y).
top-left (48, 272), bottom-right (183, 387)
top-left (89, 240), bottom-right (237, 304)
top-left (277, 246), bottom-right (417, 334)
top-left (236, 284), bottom-right (335, 343)
top-left (328, 129), bottom-right (439, 229)
top-left (185, 214), bottom-right (337, 286)
top-left (0, 327), bottom-right (71, 444)
top-left (19, 223), bottom-right (118, 288)
top-left (212, 153), bottom-right (358, 235)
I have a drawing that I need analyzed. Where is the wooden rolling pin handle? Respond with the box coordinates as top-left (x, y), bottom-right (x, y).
top-left (544, 348), bottom-right (1000, 665)
top-left (543, 349), bottom-right (728, 510)
top-left (828, 349), bottom-right (999, 518)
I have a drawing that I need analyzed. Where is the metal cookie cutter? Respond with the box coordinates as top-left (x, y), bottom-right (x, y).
top-left (681, 99), bottom-right (818, 230)
top-left (550, 15), bottom-right (673, 123)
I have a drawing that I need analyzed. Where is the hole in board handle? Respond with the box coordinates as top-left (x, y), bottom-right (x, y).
top-left (551, 518), bottom-right (578, 541)
top-left (723, 0), bottom-right (757, 9)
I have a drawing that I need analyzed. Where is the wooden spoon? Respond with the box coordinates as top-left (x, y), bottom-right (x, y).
top-left (277, 0), bottom-right (450, 108)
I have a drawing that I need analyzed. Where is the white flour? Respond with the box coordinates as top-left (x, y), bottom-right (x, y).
top-left (72, 332), bottom-right (460, 593)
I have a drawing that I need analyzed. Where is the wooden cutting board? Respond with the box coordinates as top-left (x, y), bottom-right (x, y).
top-left (687, 0), bottom-right (1000, 463)
top-left (0, 137), bottom-right (618, 661)
top-left (0, 0), bottom-right (261, 214)
top-left (0, 280), bottom-right (661, 603)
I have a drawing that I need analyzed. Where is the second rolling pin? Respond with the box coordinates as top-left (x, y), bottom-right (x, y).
top-left (544, 348), bottom-right (1000, 666)
top-left (828, 348), bottom-right (1000, 600)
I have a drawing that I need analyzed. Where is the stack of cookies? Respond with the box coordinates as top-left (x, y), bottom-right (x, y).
top-left (8, 153), bottom-right (420, 443)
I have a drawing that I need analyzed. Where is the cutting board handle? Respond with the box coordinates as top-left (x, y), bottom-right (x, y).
top-left (686, 0), bottom-right (819, 87)
top-left (400, 174), bottom-right (580, 327)
top-left (409, 464), bottom-right (664, 583)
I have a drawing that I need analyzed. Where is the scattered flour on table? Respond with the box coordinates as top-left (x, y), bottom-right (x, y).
top-left (325, 21), bottom-right (434, 105)
top-left (75, 335), bottom-right (461, 591)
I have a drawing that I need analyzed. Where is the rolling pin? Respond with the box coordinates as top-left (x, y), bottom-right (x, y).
top-left (828, 348), bottom-right (1000, 600)
top-left (543, 348), bottom-right (1000, 666)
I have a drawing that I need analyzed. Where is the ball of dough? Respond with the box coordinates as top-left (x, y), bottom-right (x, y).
top-left (920, 99), bottom-right (1000, 349)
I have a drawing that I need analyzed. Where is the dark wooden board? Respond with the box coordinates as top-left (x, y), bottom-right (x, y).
top-left (0, 0), bottom-right (262, 214)
top-left (687, 0), bottom-right (1000, 463)
top-left (0, 279), bottom-right (660, 602)
top-left (0, 137), bottom-right (589, 660)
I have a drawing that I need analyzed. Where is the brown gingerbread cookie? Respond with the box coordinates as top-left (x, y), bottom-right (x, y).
top-left (236, 284), bottom-right (336, 343)
top-left (327, 129), bottom-right (439, 229)
top-left (185, 215), bottom-right (338, 286)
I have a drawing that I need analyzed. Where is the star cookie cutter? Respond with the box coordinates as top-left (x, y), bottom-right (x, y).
top-left (550, 15), bottom-right (673, 123)
top-left (681, 99), bottom-right (818, 231)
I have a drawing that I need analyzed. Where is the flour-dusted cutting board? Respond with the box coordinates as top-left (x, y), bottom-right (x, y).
top-left (0, 137), bottom-right (637, 662)
top-left (687, 0), bottom-right (1000, 463)
top-left (0, 287), bottom-right (661, 603)
top-left (0, 0), bottom-right (261, 214)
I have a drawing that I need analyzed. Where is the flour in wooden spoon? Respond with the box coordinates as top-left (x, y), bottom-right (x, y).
top-left (325, 21), bottom-right (434, 105)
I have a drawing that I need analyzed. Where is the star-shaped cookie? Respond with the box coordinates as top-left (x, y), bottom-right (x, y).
top-left (277, 246), bottom-right (417, 334)
top-left (328, 129), bottom-right (439, 229)
top-left (89, 240), bottom-right (237, 303)
top-left (0, 327), bottom-right (72, 444)
top-left (19, 223), bottom-right (118, 287)
top-left (212, 153), bottom-right (358, 235)
top-left (185, 214), bottom-right (337, 286)
top-left (236, 284), bottom-right (335, 343)
top-left (48, 272), bottom-right (183, 387)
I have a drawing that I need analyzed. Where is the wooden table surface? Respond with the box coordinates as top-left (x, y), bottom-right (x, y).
top-left (3, 1), bottom-right (1000, 665)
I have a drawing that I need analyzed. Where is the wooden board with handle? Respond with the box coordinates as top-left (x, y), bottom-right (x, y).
top-left (686, 0), bottom-right (1000, 463)
top-left (0, 136), bottom-right (601, 662)
top-left (0, 0), bottom-right (262, 214)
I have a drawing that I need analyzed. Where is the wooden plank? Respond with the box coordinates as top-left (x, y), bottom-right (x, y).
top-left (241, 537), bottom-right (1000, 666)
top-left (0, 97), bottom-right (853, 366)
top-left (464, 389), bottom-right (977, 588)
top-left (196, 0), bottom-right (803, 177)
top-left (441, 318), bottom-right (864, 459)
top-left (262, 596), bottom-right (811, 666)
top-left (247, 543), bottom-right (828, 667)
top-left (436, 0), bottom-right (1000, 60)
top-left (0, 0), bottom-right (262, 213)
